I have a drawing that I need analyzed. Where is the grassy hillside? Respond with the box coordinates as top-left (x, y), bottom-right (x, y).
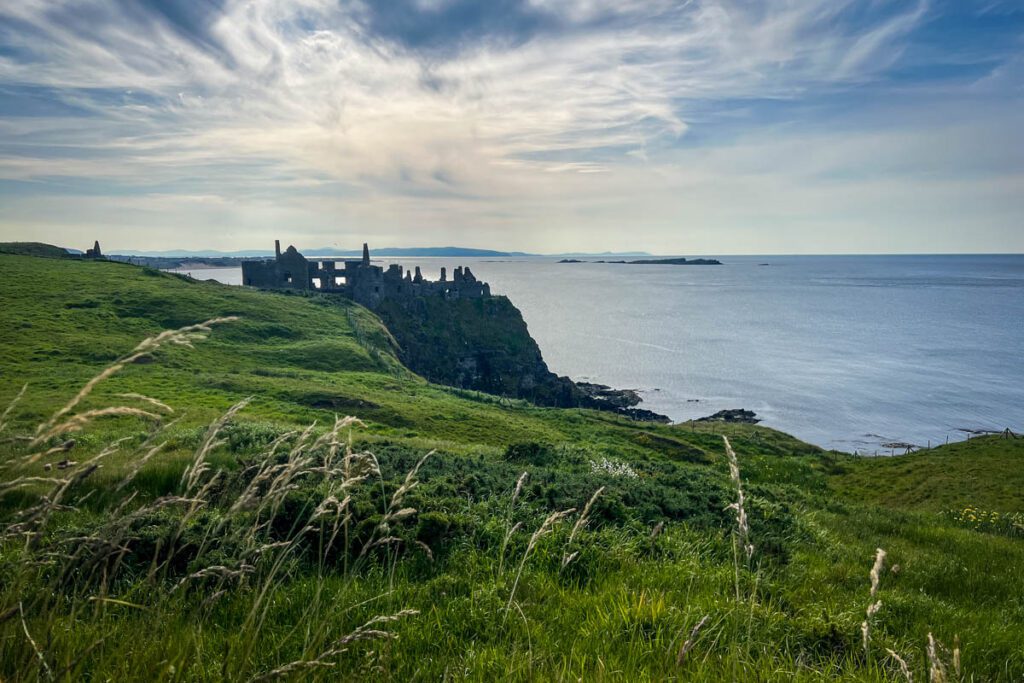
top-left (0, 241), bottom-right (71, 258)
top-left (827, 437), bottom-right (1024, 514)
top-left (0, 253), bottom-right (1022, 681)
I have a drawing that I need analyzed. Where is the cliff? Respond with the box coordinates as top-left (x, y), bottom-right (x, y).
top-left (374, 295), bottom-right (578, 407)
top-left (237, 241), bottom-right (666, 419)
top-left (374, 295), bottom-right (670, 421)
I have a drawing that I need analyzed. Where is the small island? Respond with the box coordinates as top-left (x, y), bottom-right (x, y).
top-left (559, 256), bottom-right (721, 265)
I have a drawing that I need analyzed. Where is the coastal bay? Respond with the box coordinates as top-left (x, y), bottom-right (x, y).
top-left (174, 254), bottom-right (1024, 451)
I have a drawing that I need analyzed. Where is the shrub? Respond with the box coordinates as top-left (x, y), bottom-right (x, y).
top-left (503, 441), bottom-right (556, 466)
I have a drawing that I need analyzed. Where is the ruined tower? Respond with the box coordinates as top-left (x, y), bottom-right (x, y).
top-left (242, 239), bottom-right (492, 307)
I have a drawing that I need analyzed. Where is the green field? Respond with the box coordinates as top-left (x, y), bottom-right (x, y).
top-left (1, 253), bottom-right (1021, 681)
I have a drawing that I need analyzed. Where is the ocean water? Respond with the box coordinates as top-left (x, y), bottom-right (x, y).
top-left (172, 254), bottom-right (1024, 451)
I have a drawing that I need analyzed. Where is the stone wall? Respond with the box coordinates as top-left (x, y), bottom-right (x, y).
top-left (241, 241), bottom-right (492, 309)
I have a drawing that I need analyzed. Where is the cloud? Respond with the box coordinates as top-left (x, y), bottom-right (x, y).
top-left (0, 0), bottom-right (1020, 252)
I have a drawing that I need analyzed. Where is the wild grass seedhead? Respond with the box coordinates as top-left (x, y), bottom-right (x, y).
top-left (563, 486), bottom-right (604, 567)
top-left (952, 635), bottom-right (960, 678)
top-left (498, 472), bottom-right (530, 575)
top-left (506, 507), bottom-right (575, 615)
top-left (31, 317), bottom-right (237, 447)
top-left (34, 407), bottom-right (160, 447)
top-left (676, 614), bottom-right (710, 666)
top-left (172, 564), bottom-right (256, 593)
top-left (927, 633), bottom-right (946, 683)
top-left (357, 450), bottom-right (432, 563)
top-left (19, 601), bottom-right (52, 681)
top-left (182, 397), bottom-right (253, 494)
top-left (117, 429), bottom-right (175, 491)
top-left (861, 547), bottom-right (887, 655)
top-left (722, 436), bottom-right (753, 561)
top-left (388, 450), bottom-right (434, 509)
top-left (0, 383), bottom-right (28, 434)
top-left (886, 649), bottom-right (914, 683)
top-left (869, 547), bottom-right (887, 598)
top-left (116, 393), bottom-right (174, 414)
top-left (511, 470), bottom-right (529, 507)
top-left (247, 609), bottom-right (418, 683)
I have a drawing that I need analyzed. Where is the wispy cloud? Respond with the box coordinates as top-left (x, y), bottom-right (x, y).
top-left (0, 0), bottom-right (1021, 252)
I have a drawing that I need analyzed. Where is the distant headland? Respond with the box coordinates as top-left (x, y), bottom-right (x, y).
top-left (107, 246), bottom-right (656, 259)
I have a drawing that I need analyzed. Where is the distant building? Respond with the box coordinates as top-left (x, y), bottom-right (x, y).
top-left (241, 241), bottom-right (491, 309)
top-left (84, 241), bottom-right (102, 258)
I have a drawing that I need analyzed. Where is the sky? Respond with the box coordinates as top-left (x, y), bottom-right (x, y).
top-left (0, 0), bottom-right (1021, 255)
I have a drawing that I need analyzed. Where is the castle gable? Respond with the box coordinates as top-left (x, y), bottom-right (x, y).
top-left (241, 241), bottom-right (492, 308)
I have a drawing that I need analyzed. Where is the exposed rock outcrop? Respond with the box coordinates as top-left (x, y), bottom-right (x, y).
top-left (696, 409), bottom-right (760, 424)
top-left (375, 296), bottom-right (669, 421)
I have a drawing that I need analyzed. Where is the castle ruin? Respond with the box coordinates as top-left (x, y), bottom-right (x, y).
top-left (241, 241), bottom-right (491, 309)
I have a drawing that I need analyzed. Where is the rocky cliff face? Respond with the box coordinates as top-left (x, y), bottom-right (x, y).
top-left (374, 295), bottom-right (575, 406)
top-left (374, 295), bottom-right (669, 421)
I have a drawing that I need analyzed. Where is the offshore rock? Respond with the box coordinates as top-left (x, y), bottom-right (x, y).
top-left (575, 382), bottom-right (643, 409)
top-left (696, 409), bottom-right (761, 424)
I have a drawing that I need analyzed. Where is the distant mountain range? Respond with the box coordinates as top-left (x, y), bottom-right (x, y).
top-left (109, 246), bottom-right (655, 258)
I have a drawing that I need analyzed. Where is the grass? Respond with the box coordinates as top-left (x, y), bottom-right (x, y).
top-left (826, 436), bottom-right (1024, 514)
top-left (0, 253), bottom-right (1022, 680)
top-left (0, 242), bottom-right (71, 258)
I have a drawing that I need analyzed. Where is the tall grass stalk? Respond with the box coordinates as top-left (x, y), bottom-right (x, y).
top-left (927, 633), bottom-right (946, 683)
top-left (676, 614), bottom-right (710, 666)
top-left (31, 317), bottom-right (237, 448)
top-left (1, 319), bottom-right (429, 679)
top-left (722, 436), bottom-right (753, 562)
top-left (505, 507), bottom-right (575, 616)
top-left (498, 471), bottom-right (529, 576)
top-left (886, 648), bottom-right (914, 682)
top-left (861, 547), bottom-right (887, 656)
top-left (562, 486), bottom-right (603, 568)
top-left (0, 383), bottom-right (28, 435)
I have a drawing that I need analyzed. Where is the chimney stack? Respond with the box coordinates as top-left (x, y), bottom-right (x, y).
top-left (275, 240), bottom-right (281, 258)
top-left (362, 242), bottom-right (370, 266)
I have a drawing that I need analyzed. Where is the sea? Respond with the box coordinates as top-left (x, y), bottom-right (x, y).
top-left (170, 254), bottom-right (1024, 452)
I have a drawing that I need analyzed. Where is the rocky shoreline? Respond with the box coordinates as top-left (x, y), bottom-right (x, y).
top-left (574, 382), bottom-right (670, 422)
top-left (695, 408), bottom-right (761, 424)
